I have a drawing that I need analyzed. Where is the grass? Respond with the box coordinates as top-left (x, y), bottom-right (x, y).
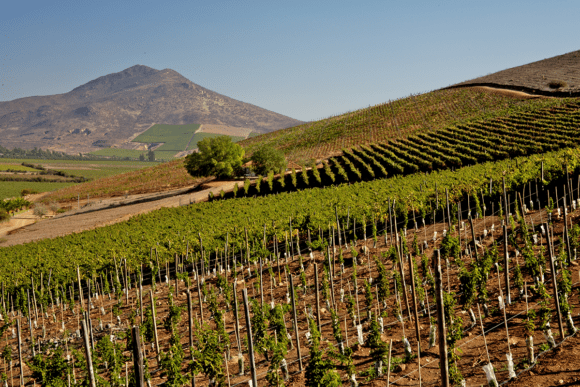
top-left (40, 158), bottom-right (203, 203)
top-left (89, 148), bottom-right (148, 159)
top-left (0, 181), bottom-right (76, 200)
top-left (239, 88), bottom-right (553, 164)
top-left (133, 123), bottom-right (201, 157)
top-left (0, 164), bottom-right (38, 172)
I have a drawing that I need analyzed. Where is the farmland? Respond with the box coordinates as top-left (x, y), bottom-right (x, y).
top-left (38, 158), bottom-right (202, 203)
top-left (90, 148), bottom-right (150, 159)
top-left (0, 159), bottom-right (153, 200)
top-left (0, 146), bottom-right (578, 386)
top-left (239, 87), bottom-right (553, 163)
top-left (1, 82), bottom-right (580, 386)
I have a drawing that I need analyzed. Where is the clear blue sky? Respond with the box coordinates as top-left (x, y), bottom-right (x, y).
top-left (1, 0), bottom-right (578, 121)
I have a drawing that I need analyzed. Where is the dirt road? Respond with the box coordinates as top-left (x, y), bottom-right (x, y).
top-left (0, 180), bottom-right (236, 247)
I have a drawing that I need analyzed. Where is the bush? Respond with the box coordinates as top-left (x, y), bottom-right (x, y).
top-left (548, 80), bottom-right (567, 89)
top-left (250, 145), bottom-right (287, 176)
top-left (20, 189), bottom-right (38, 197)
top-left (33, 204), bottom-right (48, 217)
top-left (184, 136), bottom-right (244, 178)
top-left (0, 209), bottom-right (9, 223)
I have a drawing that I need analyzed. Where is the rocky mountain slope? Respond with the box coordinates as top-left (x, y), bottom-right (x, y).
top-left (0, 65), bottom-right (303, 154)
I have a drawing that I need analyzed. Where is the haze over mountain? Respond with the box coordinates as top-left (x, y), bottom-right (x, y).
top-left (0, 65), bottom-right (304, 154)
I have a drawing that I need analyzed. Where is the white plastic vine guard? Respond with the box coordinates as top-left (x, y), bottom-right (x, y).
top-left (543, 329), bottom-right (556, 348)
top-left (357, 324), bottom-right (364, 345)
top-left (433, 231), bottom-right (437, 241)
top-left (403, 337), bottom-right (412, 357)
top-left (443, 229), bottom-right (447, 237)
top-left (506, 353), bottom-right (516, 379)
top-left (428, 324), bottom-right (436, 348)
top-left (378, 317), bottom-right (384, 333)
top-left (482, 362), bottom-right (498, 387)
top-left (498, 296), bottom-right (504, 310)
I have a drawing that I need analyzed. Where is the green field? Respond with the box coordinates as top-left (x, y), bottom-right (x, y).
top-left (0, 181), bottom-right (76, 200)
top-left (185, 133), bottom-right (246, 150)
top-left (0, 159), bottom-right (152, 199)
top-left (89, 148), bottom-right (148, 159)
top-left (0, 163), bottom-right (38, 171)
top-left (132, 123), bottom-right (201, 144)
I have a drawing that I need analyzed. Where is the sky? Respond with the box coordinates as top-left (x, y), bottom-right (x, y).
top-left (1, 0), bottom-right (579, 122)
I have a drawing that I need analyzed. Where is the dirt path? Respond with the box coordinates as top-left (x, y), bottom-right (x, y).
top-left (0, 180), bottom-right (236, 247)
top-left (468, 86), bottom-right (549, 99)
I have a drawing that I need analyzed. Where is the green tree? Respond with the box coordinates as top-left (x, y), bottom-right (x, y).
top-left (250, 145), bottom-right (287, 176)
top-left (185, 136), bottom-right (244, 178)
top-left (147, 149), bottom-right (155, 161)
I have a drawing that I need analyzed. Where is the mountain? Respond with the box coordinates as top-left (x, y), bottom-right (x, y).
top-left (451, 49), bottom-right (580, 96)
top-left (0, 65), bottom-right (303, 154)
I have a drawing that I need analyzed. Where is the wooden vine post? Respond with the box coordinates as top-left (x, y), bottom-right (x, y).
top-left (289, 275), bottom-right (303, 372)
top-left (314, 263), bottom-right (322, 334)
top-left (242, 289), bottom-right (258, 387)
top-left (445, 188), bottom-right (452, 231)
top-left (149, 290), bottom-right (160, 357)
top-left (434, 250), bottom-right (449, 387)
top-left (132, 326), bottom-right (144, 387)
top-left (407, 254), bottom-right (421, 352)
top-left (502, 225), bottom-right (511, 305)
top-left (546, 223), bottom-right (566, 340)
top-left (187, 290), bottom-right (194, 350)
top-left (77, 266), bottom-right (85, 311)
top-left (17, 319), bottom-right (23, 386)
top-left (81, 320), bottom-right (97, 387)
top-left (468, 216), bottom-right (479, 261)
top-left (196, 268), bottom-right (204, 323)
top-left (562, 186), bottom-right (572, 266)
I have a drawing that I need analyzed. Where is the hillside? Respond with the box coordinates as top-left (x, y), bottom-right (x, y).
top-left (452, 49), bottom-right (580, 96)
top-left (0, 65), bottom-right (303, 154)
top-left (239, 87), bottom-right (542, 164)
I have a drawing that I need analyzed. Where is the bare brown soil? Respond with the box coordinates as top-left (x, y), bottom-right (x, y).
top-left (3, 205), bottom-right (579, 386)
top-left (452, 50), bottom-right (580, 96)
top-left (197, 124), bottom-right (255, 138)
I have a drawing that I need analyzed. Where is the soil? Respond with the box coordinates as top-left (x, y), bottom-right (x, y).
top-left (451, 50), bottom-right (580, 97)
top-left (0, 181), bottom-right (237, 247)
top-left (2, 203), bottom-right (580, 386)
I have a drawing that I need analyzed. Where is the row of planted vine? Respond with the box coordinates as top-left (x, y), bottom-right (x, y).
top-left (2, 147), bottom-right (580, 291)
top-left (223, 101), bottom-right (580, 199)
top-left (0, 179), bottom-right (579, 386)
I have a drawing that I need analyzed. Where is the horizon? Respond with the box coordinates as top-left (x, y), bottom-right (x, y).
top-left (1, 0), bottom-right (579, 122)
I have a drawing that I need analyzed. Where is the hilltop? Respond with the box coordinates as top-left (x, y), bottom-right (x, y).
top-left (0, 65), bottom-right (303, 154)
top-left (452, 49), bottom-right (580, 95)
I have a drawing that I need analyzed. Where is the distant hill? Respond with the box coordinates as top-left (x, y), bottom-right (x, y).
top-left (451, 49), bottom-right (580, 96)
top-left (0, 65), bottom-right (303, 154)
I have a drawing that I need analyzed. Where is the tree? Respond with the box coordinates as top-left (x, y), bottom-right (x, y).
top-left (147, 150), bottom-right (155, 162)
top-left (250, 145), bottom-right (287, 176)
top-left (185, 136), bottom-right (244, 178)
top-left (139, 153), bottom-right (145, 161)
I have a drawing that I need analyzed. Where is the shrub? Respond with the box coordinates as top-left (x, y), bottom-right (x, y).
top-left (548, 80), bottom-right (567, 89)
top-left (0, 209), bottom-right (9, 223)
top-left (33, 204), bottom-right (48, 217)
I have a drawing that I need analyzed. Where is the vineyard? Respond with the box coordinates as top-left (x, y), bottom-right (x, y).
top-left (0, 158), bottom-right (579, 386)
top-left (224, 99), bottom-right (580, 198)
top-left (239, 88), bottom-right (566, 164)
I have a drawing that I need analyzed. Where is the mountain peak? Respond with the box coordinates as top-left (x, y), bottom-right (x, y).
top-left (71, 65), bottom-right (161, 95)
